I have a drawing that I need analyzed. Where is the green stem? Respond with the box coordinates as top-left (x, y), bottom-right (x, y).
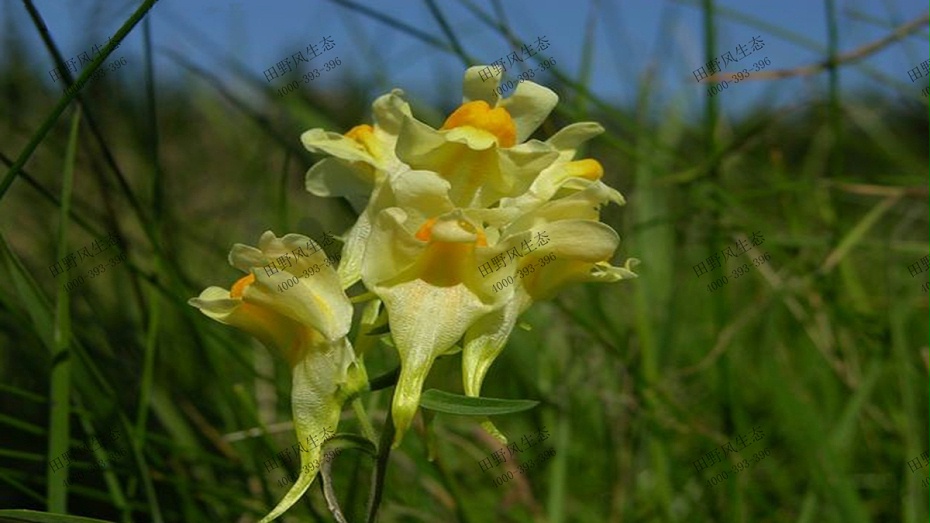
top-left (366, 400), bottom-right (395, 523)
top-left (352, 398), bottom-right (377, 443)
top-left (320, 453), bottom-right (350, 523)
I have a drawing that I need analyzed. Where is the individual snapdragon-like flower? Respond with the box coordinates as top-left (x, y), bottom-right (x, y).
top-left (359, 170), bottom-right (504, 444)
top-left (394, 67), bottom-right (563, 209)
top-left (189, 231), bottom-right (366, 523)
top-left (301, 92), bottom-right (412, 289)
top-left (462, 180), bottom-right (638, 408)
top-left (302, 90), bottom-right (412, 201)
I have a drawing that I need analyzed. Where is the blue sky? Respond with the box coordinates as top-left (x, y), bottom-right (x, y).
top-left (5, 0), bottom-right (929, 117)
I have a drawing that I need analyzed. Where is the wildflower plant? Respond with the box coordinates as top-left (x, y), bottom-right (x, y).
top-left (191, 65), bottom-right (636, 521)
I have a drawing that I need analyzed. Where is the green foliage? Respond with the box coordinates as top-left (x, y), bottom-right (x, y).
top-left (0, 1), bottom-right (926, 522)
top-left (419, 389), bottom-right (539, 416)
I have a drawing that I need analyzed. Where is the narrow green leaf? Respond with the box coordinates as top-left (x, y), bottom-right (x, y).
top-left (820, 193), bottom-right (901, 273)
top-left (0, 510), bottom-right (114, 523)
top-left (0, 383), bottom-right (46, 404)
top-left (419, 389), bottom-right (539, 416)
top-left (48, 106), bottom-right (81, 513)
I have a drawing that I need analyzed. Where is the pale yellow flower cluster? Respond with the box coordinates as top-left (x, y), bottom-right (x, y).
top-left (190, 66), bottom-right (636, 522)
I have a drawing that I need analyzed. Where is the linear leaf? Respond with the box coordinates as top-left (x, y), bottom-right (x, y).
top-left (0, 510), bottom-right (114, 523)
top-left (419, 389), bottom-right (539, 416)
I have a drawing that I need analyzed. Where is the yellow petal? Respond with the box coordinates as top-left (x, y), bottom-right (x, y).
top-left (382, 279), bottom-right (494, 446)
top-left (512, 221), bottom-right (633, 300)
top-left (564, 159), bottom-right (604, 181)
top-left (462, 65), bottom-right (502, 107)
top-left (301, 128), bottom-right (377, 165)
top-left (305, 157), bottom-right (377, 203)
top-left (189, 286), bottom-right (309, 366)
top-left (258, 337), bottom-right (366, 523)
top-left (546, 121), bottom-right (605, 161)
top-left (461, 296), bottom-right (530, 397)
top-left (190, 233), bottom-right (368, 523)
top-left (498, 81), bottom-right (559, 143)
top-left (371, 88), bottom-right (413, 135)
top-left (230, 232), bottom-right (353, 341)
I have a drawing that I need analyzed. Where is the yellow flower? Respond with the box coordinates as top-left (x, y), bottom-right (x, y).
top-left (300, 67), bottom-right (566, 287)
top-left (299, 65), bottom-right (637, 447)
top-left (462, 181), bottom-right (638, 406)
top-left (360, 172), bottom-right (503, 444)
top-left (362, 166), bottom-right (636, 445)
top-left (394, 66), bottom-right (562, 209)
top-left (301, 91), bottom-right (412, 289)
top-left (189, 231), bottom-right (366, 523)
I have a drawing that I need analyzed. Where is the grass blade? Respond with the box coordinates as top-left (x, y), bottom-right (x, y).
top-left (47, 106), bottom-right (82, 513)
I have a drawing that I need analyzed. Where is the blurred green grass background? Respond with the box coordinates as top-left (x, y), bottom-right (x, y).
top-left (0, 0), bottom-right (927, 521)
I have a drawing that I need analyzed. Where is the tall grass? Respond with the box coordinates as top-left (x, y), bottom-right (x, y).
top-left (0, 0), bottom-right (926, 522)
